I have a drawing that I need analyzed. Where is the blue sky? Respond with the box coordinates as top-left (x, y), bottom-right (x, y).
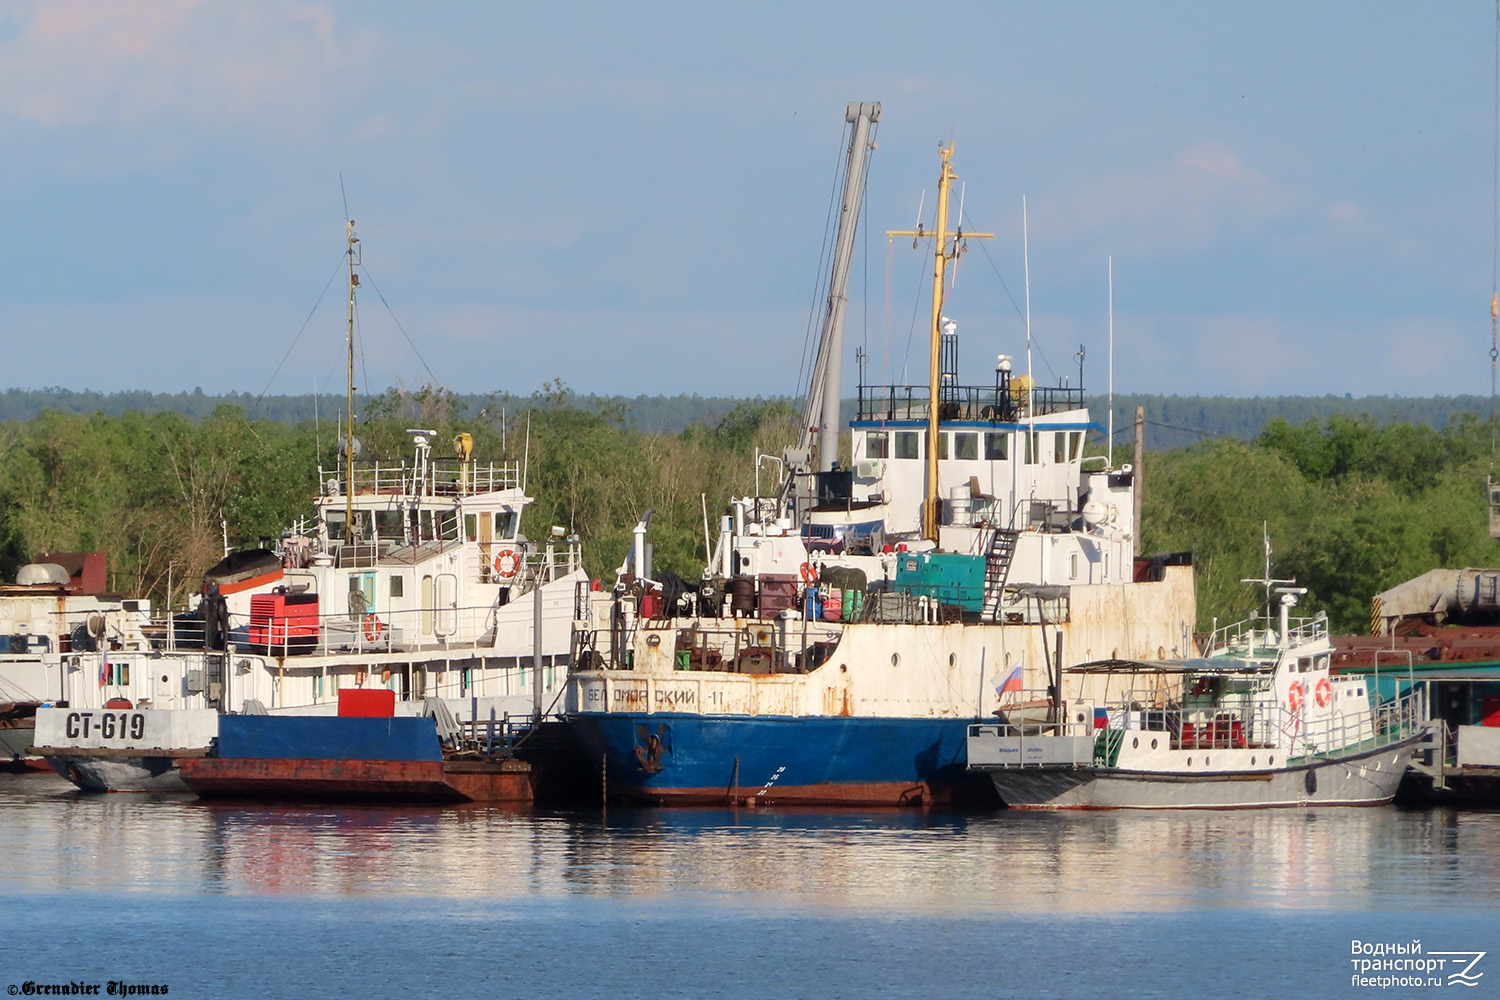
top-left (0, 1), bottom-right (1492, 399)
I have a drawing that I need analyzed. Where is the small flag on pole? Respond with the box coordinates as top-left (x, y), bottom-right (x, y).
top-left (996, 664), bottom-right (1023, 696)
top-left (99, 655), bottom-right (108, 689)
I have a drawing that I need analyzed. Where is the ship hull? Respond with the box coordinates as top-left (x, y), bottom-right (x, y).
top-left (42, 751), bottom-right (195, 793)
top-left (178, 756), bottom-right (536, 803)
top-left (982, 739), bottom-right (1420, 810)
top-left (568, 711), bottom-right (997, 807)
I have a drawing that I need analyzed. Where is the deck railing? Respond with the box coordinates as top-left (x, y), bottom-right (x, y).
top-left (318, 458), bottom-right (520, 498)
top-left (974, 681), bottom-right (1426, 768)
top-left (1205, 613), bottom-right (1328, 658)
top-left (855, 383), bottom-right (1085, 423)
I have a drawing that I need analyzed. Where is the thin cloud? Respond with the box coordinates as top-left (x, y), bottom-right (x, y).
top-left (1044, 140), bottom-right (1302, 255)
top-left (0, 1), bottom-right (374, 136)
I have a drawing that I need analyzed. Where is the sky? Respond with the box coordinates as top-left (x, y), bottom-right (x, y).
top-left (0, 1), bottom-right (1494, 400)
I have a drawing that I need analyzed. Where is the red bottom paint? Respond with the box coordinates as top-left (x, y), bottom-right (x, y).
top-left (180, 757), bottom-right (535, 803)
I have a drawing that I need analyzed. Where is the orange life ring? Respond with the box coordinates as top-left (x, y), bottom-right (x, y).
top-left (1315, 676), bottom-right (1333, 707)
top-left (1287, 681), bottom-right (1306, 712)
top-left (591, 578), bottom-right (602, 592)
top-left (495, 548), bottom-right (520, 579)
top-left (800, 562), bottom-right (818, 584)
top-left (363, 614), bottom-right (385, 641)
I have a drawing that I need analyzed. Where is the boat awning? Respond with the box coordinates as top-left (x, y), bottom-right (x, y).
top-left (1065, 657), bottom-right (1272, 676)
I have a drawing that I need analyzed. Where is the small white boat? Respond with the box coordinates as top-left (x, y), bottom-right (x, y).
top-left (968, 585), bottom-right (1430, 809)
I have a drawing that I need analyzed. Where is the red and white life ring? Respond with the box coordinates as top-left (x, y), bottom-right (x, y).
top-left (1287, 681), bottom-right (1306, 712)
top-left (363, 614), bottom-right (385, 642)
top-left (1315, 677), bottom-right (1333, 708)
top-left (800, 562), bottom-right (818, 584)
top-left (494, 548), bottom-right (520, 579)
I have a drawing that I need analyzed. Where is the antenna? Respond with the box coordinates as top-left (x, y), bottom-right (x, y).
top-left (344, 216), bottom-right (360, 536)
top-left (1023, 196), bottom-right (1033, 456)
top-left (1108, 256), bottom-right (1114, 468)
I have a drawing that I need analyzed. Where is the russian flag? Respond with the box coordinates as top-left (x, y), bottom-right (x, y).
top-left (996, 664), bottom-right (1023, 695)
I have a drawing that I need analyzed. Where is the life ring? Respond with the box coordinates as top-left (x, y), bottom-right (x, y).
top-left (363, 614), bottom-right (385, 641)
top-left (591, 578), bottom-right (602, 592)
top-left (800, 562), bottom-right (818, 584)
top-left (1315, 677), bottom-right (1333, 708)
top-left (494, 548), bottom-right (520, 579)
top-left (1287, 681), bottom-right (1306, 712)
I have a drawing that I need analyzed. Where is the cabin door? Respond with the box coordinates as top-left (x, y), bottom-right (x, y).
top-left (435, 573), bottom-right (458, 638)
top-left (350, 573), bottom-right (377, 617)
top-left (479, 514), bottom-right (494, 583)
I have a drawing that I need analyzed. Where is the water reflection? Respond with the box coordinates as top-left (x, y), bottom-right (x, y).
top-left (5, 771), bottom-right (1498, 914)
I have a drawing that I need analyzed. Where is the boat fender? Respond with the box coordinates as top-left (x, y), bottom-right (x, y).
top-left (363, 614), bottom-right (385, 642)
top-left (1314, 677), bottom-right (1332, 707)
top-left (495, 549), bottom-right (520, 579)
top-left (1287, 681), bottom-right (1306, 712)
top-left (355, 668), bottom-right (366, 687)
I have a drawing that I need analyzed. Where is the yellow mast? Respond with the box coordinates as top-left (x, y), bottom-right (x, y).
top-left (887, 143), bottom-right (992, 541)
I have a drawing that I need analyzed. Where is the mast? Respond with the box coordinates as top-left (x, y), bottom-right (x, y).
top-left (801, 102), bottom-right (882, 480)
top-left (887, 143), bottom-right (992, 541)
top-left (345, 219), bottom-right (360, 534)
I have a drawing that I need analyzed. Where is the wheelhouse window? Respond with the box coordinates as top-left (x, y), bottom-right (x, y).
top-left (375, 509), bottom-right (404, 541)
top-left (895, 432), bottom-right (920, 460)
top-left (439, 511), bottom-right (460, 541)
top-left (495, 511), bottom-right (519, 539)
top-left (1070, 431), bottom-right (1084, 461)
top-left (954, 432), bottom-right (978, 461)
top-left (984, 433), bottom-right (1009, 461)
top-left (389, 575), bottom-right (404, 598)
top-left (1054, 432), bottom-right (1069, 463)
top-left (864, 432), bottom-right (889, 459)
top-left (937, 433), bottom-right (949, 460)
top-left (1024, 432), bottom-right (1040, 465)
top-left (325, 510), bottom-right (375, 542)
top-left (465, 514), bottom-right (478, 542)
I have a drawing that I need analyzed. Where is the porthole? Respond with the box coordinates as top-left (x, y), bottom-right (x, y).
top-left (1151, 738), bottom-right (1158, 750)
top-left (1205, 756), bottom-right (1211, 766)
top-left (1269, 756), bottom-right (1275, 766)
top-left (1132, 737), bottom-right (1139, 749)
top-left (949, 653), bottom-right (957, 667)
top-left (1187, 757), bottom-right (1193, 766)
top-left (891, 653), bottom-right (900, 667)
top-left (1251, 756), bottom-right (1257, 766)
top-left (839, 664), bottom-right (847, 673)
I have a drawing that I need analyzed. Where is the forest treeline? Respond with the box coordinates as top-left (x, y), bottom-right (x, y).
top-left (0, 387), bottom-right (1486, 443)
top-left (0, 383), bottom-right (1493, 635)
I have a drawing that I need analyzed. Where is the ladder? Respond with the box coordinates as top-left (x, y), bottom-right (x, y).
top-left (981, 528), bottom-right (1020, 622)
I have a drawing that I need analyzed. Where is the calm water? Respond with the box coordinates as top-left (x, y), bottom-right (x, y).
top-left (1, 770), bottom-right (1497, 998)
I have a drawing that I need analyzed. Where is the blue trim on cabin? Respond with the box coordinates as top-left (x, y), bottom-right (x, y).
top-left (850, 419), bottom-right (1107, 433)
